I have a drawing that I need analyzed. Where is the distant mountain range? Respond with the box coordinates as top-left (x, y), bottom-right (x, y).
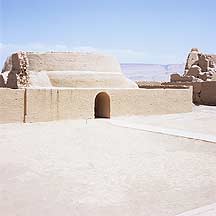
top-left (121, 63), bottom-right (185, 82)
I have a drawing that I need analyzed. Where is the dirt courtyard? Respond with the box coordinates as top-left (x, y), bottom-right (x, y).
top-left (0, 106), bottom-right (216, 216)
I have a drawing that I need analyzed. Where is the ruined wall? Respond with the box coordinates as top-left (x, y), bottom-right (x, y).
top-left (168, 48), bottom-right (216, 106)
top-left (0, 87), bottom-right (192, 123)
top-left (199, 81), bottom-right (216, 105)
top-left (26, 52), bottom-right (122, 72)
top-left (0, 89), bottom-right (25, 123)
top-left (163, 81), bottom-right (216, 105)
top-left (2, 52), bottom-right (137, 89)
top-left (24, 88), bottom-right (192, 123)
top-left (110, 88), bottom-right (192, 117)
top-left (0, 52), bottom-right (30, 89)
top-left (24, 89), bottom-right (94, 122)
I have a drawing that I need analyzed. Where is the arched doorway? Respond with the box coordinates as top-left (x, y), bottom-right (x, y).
top-left (94, 92), bottom-right (110, 118)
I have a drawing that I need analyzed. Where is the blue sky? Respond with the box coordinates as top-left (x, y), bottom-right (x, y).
top-left (1, 0), bottom-right (216, 67)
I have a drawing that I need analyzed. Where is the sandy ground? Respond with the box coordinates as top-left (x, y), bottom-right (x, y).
top-left (176, 203), bottom-right (216, 216)
top-left (114, 105), bottom-right (216, 136)
top-left (0, 106), bottom-right (216, 216)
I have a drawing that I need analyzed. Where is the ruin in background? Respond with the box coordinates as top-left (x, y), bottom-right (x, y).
top-left (165, 48), bottom-right (216, 105)
top-left (171, 48), bottom-right (216, 83)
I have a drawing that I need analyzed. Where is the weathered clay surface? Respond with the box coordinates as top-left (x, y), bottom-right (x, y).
top-left (163, 81), bottom-right (216, 105)
top-left (25, 88), bottom-right (192, 123)
top-left (168, 48), bottom-right (216, 105)
top-left (0, 88), bottom-right (25, 123)
top-left (172, 48), bottom-right (216, 82)
top-left (0, 87), bottom-right (192, 123)
top-left (1, 52), bottom-right (137, 88)
top-left (0, 51), bottom-right (192, 123)
top-left (1, 55), bottom-right (12, 72)
top-left (184, 48), bottom-right (199, 72)
top-left (2, 52), bottom-right (30, 89)
top-left (171, 74), bottom-right (193, 82)
top-left (0, 74), bottom-right (5, 87)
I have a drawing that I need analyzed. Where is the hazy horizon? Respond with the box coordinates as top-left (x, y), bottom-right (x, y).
top-left (121, 63), bottom-right (184, 81)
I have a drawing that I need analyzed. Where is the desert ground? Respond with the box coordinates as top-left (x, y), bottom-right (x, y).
top-left (0, 105), bottom-right (216, 216)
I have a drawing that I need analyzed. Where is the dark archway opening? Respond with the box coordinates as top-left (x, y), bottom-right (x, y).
top-left (94, 92), bottom-right (110, 118)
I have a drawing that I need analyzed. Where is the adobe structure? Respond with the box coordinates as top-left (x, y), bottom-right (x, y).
top-left (170, 48), bottom-right (216, 83)
top-left (164, 48), bottom-right (216, 105)
top-left (0, 51), bottom-right (192, 123)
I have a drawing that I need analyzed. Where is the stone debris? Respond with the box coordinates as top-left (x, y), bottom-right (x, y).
top-left (171, 48), bottom-right (216, 82)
